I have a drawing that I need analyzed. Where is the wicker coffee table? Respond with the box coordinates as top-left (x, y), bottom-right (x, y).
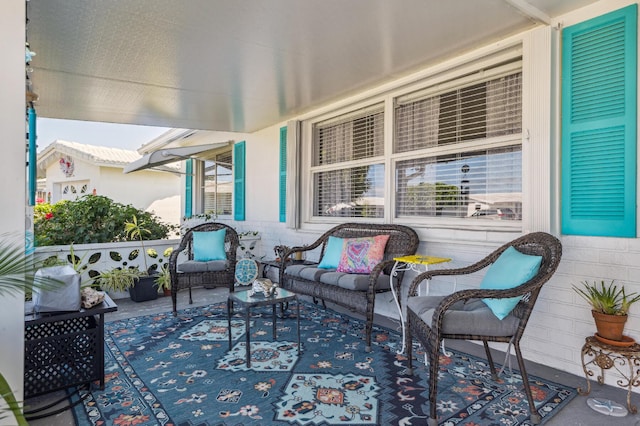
top-left (227, 287), bottom-right (301, 367)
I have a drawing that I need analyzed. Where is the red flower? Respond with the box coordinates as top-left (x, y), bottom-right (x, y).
top-left (45, 212), bottom-right (53, 220)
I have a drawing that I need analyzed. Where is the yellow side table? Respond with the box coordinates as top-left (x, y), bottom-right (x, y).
top-left (390, 255), bottom-right (452, 354)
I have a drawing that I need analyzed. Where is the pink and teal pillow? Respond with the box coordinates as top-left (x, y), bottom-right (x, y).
top-left (336, 235), bottom-right (390, 274)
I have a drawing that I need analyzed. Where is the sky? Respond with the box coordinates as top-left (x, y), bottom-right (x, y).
top-left (36, 118), bottom-right (171, 153)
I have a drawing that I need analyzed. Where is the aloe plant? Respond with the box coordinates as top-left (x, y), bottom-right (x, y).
top-left (573, 280), bottom-right (640, 316)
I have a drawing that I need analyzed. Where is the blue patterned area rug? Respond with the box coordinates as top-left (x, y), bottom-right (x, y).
top-left (71, 300), bottom-right (576, 425)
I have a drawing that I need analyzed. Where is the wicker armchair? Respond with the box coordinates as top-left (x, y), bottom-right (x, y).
top-left (406, 232), bottom-right (562, 425)
top-left (279, 223), bottom-right (419, 351)
top-left (168, 222), bottom-right (239, 315)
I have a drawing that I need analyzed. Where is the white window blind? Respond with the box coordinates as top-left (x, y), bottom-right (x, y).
top-left (314, 104), bottom-right (384, 166)
top-left (395, 146), bottom-right (522, 219)
top-left (204, 151), bottom-right (232, 215)
top-left (395, 72), bottom-right (522, 153)
top-left (312, 104), bottom-right (385, 218)
top-left (394, 69), bottom-right (523, 221)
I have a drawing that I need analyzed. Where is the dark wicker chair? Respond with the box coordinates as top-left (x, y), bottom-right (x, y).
top-left (406, 232), bottom-right (562, 425)
top-left (168, 222), bottom-right (239, 315)
top-left (279, 223), bottom-right (420, 351)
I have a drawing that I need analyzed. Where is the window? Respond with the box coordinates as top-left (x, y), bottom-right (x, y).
top-left (305, 61), bottom-right (523, 225)
top-left (203, 151), bottom-right (233, 216)
top-left (312, 105), bottom-right (385, 218)
top-left (394, 69), bottom-right (522, 221)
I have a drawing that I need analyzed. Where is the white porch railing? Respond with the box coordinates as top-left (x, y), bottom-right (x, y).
top-left (33, 235), bottom-right (262, 292)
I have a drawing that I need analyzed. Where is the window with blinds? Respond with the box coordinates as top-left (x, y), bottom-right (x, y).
top-left (203, 151), bottom-right (233, 216)
top-left (312, 105), bottom-right (385, 218)
top-left (394, 70), bottom-right (523, 220)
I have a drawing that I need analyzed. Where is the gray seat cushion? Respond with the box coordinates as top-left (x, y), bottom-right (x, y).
top-left (407, 295), bottom-right (519, 337)
top-left (319, 272), bottom-right (392, 291)
top-left (285, 264), bottom-right (331, 281)
top-left (285, 264), bottom-right (393, 292)
top-left (178, 260), bottom-right (228, 273)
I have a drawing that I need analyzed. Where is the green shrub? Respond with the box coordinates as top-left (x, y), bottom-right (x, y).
top-left (34, 195), bottom-right (177, 246)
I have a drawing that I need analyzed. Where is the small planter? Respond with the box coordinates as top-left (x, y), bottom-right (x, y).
top-left (592, 310), bottom-right (627, 341)
top-left (129, 276), bottom-right (159, 302)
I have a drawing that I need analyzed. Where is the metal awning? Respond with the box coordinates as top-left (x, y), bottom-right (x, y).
top-left (123, 142), bottom-right (231, 173)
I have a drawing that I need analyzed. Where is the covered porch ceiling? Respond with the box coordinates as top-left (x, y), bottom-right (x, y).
top-left (27, 0), bottom-right (597, 134)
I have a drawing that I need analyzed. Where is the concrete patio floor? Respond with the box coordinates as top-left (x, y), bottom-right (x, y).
top-left (26, 287), bottom-right (640, 426)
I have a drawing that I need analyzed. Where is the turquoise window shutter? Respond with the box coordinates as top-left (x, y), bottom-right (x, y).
top-left (561, 5), bottom-right (637, 237)
top-left (184, 159), bottom-right (193, 218)
top-left (279, 126), bottom-right (287, 222)
top-left (234, 141), bottom-right (246, 221)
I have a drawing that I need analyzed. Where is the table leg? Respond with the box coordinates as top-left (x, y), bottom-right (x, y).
top-left (273, 303), bottom-right (277, 340)
top-left (390, 261), bottom-right (405, 354)
top-left (296, 296), bottom-right (301, 355)
top-left (245, 306), bottom-right (251, 367)
top-left (97, 313), bottom-right (105, 390)
top-left (227, 299), bottom-right (232, 351)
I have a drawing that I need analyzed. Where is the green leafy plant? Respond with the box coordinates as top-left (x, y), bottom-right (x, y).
top-left (124, 215), bottom-right (152, 274)
top-left (149, 247), bottom-right (173, 291)
top-left (155, 265), bottom-right (171, 291)
top-left (34, 195), bottom-right (177, 246)
top-left (94, 267), bottom-right (144, 293)
top-left (573, 280), bottom-right (640, 316)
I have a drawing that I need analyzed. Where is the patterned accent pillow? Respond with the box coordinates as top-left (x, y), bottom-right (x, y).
top-left (336, 235), bottom-right (390, 274)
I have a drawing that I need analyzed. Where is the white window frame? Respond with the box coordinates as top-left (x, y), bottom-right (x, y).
top-left (299, 45), bottom-right (528, 231)
top-left (194, 148), bottom-right (233, 218)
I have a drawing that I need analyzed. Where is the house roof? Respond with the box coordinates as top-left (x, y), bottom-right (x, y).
top-left (37, 140), bottom-right (142, 178)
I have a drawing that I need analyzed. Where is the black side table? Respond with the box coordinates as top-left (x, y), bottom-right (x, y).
top-left (578, 335), bottom-right (640, 414)
top-left (227, 288), bottom-right (300, 367)
top-left (24, 294), bottom-right (118, 398)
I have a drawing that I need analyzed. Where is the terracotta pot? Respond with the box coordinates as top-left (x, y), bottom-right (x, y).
top-left (163, 288), bottom-right (171, 297)
top-left (592, 310), bottom-right (628, 341)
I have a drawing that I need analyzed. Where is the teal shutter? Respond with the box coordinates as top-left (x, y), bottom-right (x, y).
top-left (234, 141), bottom-right (246, 221)
top-left (279, 126), bottom-right (287, 222)
top-left (184, 159), bottom-right (193, 218)
top-left (561, 5), bottom-right (637, 237)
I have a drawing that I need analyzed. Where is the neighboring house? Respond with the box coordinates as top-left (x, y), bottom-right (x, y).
top-left (37, 140), bottom-right (181, 225)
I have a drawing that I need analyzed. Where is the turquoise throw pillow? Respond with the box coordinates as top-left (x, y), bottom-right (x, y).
top-left (193, 229), bottom-right (227, 261)
top-left (480, 246), bottom-right (542, 320)
top-left (318, 236), bottom-right (344, 269)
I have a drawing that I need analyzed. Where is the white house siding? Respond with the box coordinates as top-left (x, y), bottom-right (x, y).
top-left (98, 166), bottom-right (180, 212)
top-left (44, 153), bottom-right (180, 225)
top-left (214, 0), bottom-right (640, 391)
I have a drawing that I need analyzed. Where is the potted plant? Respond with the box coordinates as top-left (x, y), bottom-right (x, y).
top-left (155, 265), bottom-right (171, 297)
top-left (573, 280), bottom-right (640, 343)
top-left (124, 215), bottom-right (159, 302)
top-left (94, 266), bottom-right (144, 294)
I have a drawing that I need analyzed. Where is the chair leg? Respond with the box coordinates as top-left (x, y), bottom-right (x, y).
top-left (406, 317), bottom-right (413, 375)
top-left (483, 340), bottom-right (499, 380)
top-left (428, 338), bottom-right (440, 425)
top-left (513, 342), bottom-right (541, 424)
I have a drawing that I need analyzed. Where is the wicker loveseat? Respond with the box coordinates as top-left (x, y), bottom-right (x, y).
top-left (278, 223), bottom-right (419, 351)
top-left (168, 222), bottom-right (239, 315)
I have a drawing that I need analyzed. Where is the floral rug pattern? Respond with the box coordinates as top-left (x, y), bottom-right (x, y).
top-left (71, 301), bottom-right (576, 425)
